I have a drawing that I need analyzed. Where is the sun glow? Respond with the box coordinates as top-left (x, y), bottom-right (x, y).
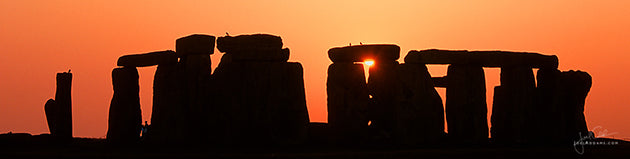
top-left (364, 60), bottom-right (374, 66)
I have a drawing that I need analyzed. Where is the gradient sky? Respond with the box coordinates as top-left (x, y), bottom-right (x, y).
top-left (1, 1), bottom-right (628, 139)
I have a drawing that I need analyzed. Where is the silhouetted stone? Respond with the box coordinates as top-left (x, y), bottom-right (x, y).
top-left (328, 44), bottom-right (400, 62)
top-left (212, 62), bottom-right (309, 145)
top-left (216, 34), bottom-right (283, 53)
top-left (44, 99), bottom-right (57, 136)
top-left (405, 49), bottom-right (558, 69)
top-left (558, 70), bottom-right (592, 141)
top-left (307, 122), bottom-right (331, 145)
top-left (397, 63), bottom-right (446, 144)
top-left (117, 50), bottom-right (178, 67)
top-left (367, 61), bottom-right (400, 142)
top-left (446, 65), bottom-right (488, 143)
top-left (175, 34), bottom-right (216, 56)
top-left (432, 76), bottom-right (447, 88)
top-left (229, 48), bottom-right (290, 62)
top-left (534, 68), bottom-right (562, 143)
top-left (491, 66), bottom-right (536, 144)
top-left (326, 63), bottom-right (369, 143)
top-left (146, 63), bottom-right (183, 143)
top-left (107, 67), bottom-right (141, 144)
top-left (55, 71), bottom-right (72, 141)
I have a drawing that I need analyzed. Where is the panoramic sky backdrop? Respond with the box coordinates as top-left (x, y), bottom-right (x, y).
top-left (1, 1), bottom-right (628, 139)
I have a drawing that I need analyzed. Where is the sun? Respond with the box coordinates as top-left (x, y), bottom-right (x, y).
top-left (364, 60), bottom-right (374, 66)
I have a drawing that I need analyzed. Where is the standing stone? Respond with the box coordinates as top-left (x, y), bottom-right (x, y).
top-left (445, 65), bottom-right (488, 143)
top-left (397, 63), bottom-right (446, 144)
top-left (212, 61), bottom-right (309, 145)
top-left (327, 63), bottom-right (369, 143)
top-left (107, 67), bottom-right (141, 143)
top-left (535, 68), bottom-right (562, 143)
top-left (44, 99), bottom-right (58, 136)
top-left (558, 70), bottom-right (592, 141)
top-left (367, 61), bottom-right (400, 142)
top-left (491, 66), bottom-right (536, 144)
top-left (147, 63), bottom-right (183, 143)
top-left (55, 71), bottom-right (73, 141)
top-left (174, 34), bottom-right (215, 142)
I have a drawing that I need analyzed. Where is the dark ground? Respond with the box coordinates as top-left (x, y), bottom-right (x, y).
top-left (0, 133), bottom-right (628, 159)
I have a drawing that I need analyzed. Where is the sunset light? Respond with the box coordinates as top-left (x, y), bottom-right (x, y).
top-left (364, 60), bottom-right (374, 66)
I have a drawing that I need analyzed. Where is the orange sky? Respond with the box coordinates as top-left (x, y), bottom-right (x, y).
top-left (1, 1), bottom-right (628, 139)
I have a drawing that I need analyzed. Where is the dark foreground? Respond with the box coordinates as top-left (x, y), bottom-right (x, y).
top-left (1, 134), bottom-right (628, 159)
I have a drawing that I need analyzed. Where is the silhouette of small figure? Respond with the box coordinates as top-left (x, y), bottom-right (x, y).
top-left (226, 32), bottom-right (230, 36)
top-left (141, 121), bottom-right (149, 137)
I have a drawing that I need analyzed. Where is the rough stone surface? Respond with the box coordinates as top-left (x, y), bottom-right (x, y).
top-left (107, 67), bottom-right (141, 144)
top-left (55, 72), bottom-right (72, 141)
top-left (445, 65), bottom-right (488, 143)
top-left (405, 49), bottom-right (558, 69)
top-left (211, 62), bottom-right (309, 145)
top-left (175, 34), bottom-right (216, 56)
top-left (326, 63), bottom-right (369, 143)
top-left (328, 44), bottom-right (400, 62)
top-left (117, 50), bottom-right (178, 67)
top-left (534, 68), bottom-right (562, 143)
top-left (491, 66), bottom-right (536, 144)
top-left (229, 48), bottom-right (290, 62)
top-left (557, 70), bottom-right (592, 141)
top-left (216, 34), bottom-right (283, 53)
top-left (396, 63), bottom-right (446, 144)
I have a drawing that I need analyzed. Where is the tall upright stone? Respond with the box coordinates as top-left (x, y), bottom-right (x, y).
top-left (491, 66), bottom-right (536, 144)
top-left (558, 70), bottom-right (592, 141)
top-left (446, 65), bottom-right (488, 143)
top-left (147, 63), bottom-right (183, 143)
top-left (327, 63), bottom-right (369, 143)
top-left (397, 63), bottom-right (446, 144)
top-left (175, 34), bottom-right (215, 142)
top-left (534, 68), bottom-right (562, 143)
top-left (367, 61), bottom-right (400, 142)
top-left (55, 71), bottom-right (73, 141)
top-left (107, 67), bottom-right (141, 143)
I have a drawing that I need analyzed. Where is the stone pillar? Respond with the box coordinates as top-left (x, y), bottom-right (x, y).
top-left (147, 63), bottom-right (183, 143)
top-left (55, 71), bottom-right (73, 141)
top-left (107, 67), bottom-right (141, 143)
top-left (491, 66), bottom-right (536, 144)
top-left (367, 61), bottom-right (400, 142)
top-left (175, 34), bottom-right (215, 143)
top-left (558, 70), bottom-right (592, 141)
top-left (397, 63), bottom-right (446, 144)
top-left (445, 65), bottom-right (488, 143)
top-left (535, 68), bottom-right (562, 143)
top-left (327, 62), bottom-right (369, 143)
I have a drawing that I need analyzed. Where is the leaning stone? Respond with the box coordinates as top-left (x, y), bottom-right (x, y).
top-left (117, 50), bottom-right (178, 67)
top-left (55, 71), bottom-right (73, 141)
top-left (328, 44), bottom-right (400, 62)
top-left (327, 63), bottom-right (369, 143)
top-left (44, 99), bottom-right (58, 136)
top-left (175, 34), bottom-right (216, 56)
top-left (396, 63), bottom-right (446, 144)
top-left (107, 67), bottom-right (142, 144)
top-left (445, 65), bottom-right (488, 143)
top-left (216, 34), bottom-right (283, 53)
